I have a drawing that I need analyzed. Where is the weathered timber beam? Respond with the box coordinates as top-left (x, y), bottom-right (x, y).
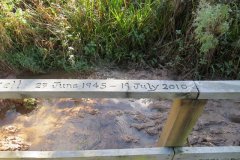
top-left (173, 146), bottom-right (240, 160)
top-left (0, 147), bottom-right (239, 159)
top-left (0, 148), bottom-right (174, 160)
top-left (195, 81), bottom-right (240, 99)
top-left (1, 79), bottom-right (240, 99)
top-left (0, 79), bottom-right (197, 99)
top-left (158, 99), bottom-right (207, 147)
top-left (157, 80), bottom-right (240, 147)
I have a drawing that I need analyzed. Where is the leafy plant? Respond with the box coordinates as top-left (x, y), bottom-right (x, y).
top-left (3, 46), bottom-right (45, 73)
top-left (23, 98), bottom-right (37, 110)
top-left (0, 0), bottom-right (239, 79)
top-left (194, 1), bottom-right (230, 54)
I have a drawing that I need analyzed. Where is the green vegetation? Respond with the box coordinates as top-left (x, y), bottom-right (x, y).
top-left (23, 98), bottom-right (37, 110)
top-left (194, 1), bottom-right (230, 54)
top-left (0, 0), bottom-right (239, 79)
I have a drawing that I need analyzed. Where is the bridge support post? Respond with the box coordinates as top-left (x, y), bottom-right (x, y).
top-left (158, 99), bottom-right (207, 147)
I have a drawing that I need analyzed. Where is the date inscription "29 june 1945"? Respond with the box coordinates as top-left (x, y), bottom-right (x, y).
top-left (0, 80), bottom-right (190, 92)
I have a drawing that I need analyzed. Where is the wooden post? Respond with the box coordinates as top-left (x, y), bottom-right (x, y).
top-left (158, 99), bottom-right (207, 147)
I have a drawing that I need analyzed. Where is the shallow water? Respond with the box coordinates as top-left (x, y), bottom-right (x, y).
top-left (0, 98), bottom-right (170, 150)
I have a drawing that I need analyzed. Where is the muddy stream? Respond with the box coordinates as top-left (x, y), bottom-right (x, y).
top-left (0, 69), bottom-right (240, 151)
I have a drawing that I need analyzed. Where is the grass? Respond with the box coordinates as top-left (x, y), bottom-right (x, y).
top-left (0, 0), bottom-right (239, 79)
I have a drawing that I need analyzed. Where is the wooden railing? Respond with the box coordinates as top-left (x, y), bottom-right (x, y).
top-left (0, 79), bottom-right (240, 160)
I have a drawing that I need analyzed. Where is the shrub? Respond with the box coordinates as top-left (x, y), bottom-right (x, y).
top-left (194, 1), bottom-right (230, 54)
top-left (0, 0), bottom-right (239, 79)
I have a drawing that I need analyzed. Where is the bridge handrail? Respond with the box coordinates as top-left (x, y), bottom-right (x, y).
top-left (0, 79), bottom-right (239, 99)
top-left (0, 79), bottom-right (240, 160)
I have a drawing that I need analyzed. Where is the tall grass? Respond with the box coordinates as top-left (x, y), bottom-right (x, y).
top-left (0, 0), bottom-right (239, 79)
top-left (0, 0), bottom-right (172, 72)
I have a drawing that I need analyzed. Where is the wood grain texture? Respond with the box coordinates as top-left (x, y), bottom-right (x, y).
top-left (157, 99), bottom-right (207, 147)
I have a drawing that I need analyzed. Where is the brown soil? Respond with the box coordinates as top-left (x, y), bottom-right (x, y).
top-left (0, 68), bottom-right (239, 150)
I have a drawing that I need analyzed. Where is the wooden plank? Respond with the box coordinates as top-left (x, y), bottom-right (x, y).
top-left (195, 81), bottom-right (240, 99)
top-left (1, 79), bottom-right (240, 99)
top-left (173, 146), bottom-right (240, 160)
top-left (0, 148), bottom-right (174, 160)
top-left (0, 147), bottom-right (239, 160)
top-left (158, 99), bottom-right (207, 147)
top-left (0, 79), bottom-right (198, 99)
